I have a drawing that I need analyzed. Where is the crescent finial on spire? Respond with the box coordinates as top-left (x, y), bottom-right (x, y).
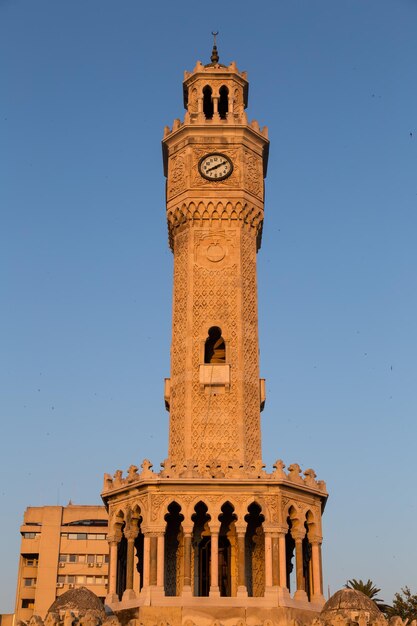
top-left (211, 31), bottom-right (219, 64)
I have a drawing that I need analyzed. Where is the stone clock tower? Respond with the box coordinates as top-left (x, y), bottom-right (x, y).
top-left (102, 44), bottom-right (328, 626)
top-left (162, 44), bottom-right (267, 470)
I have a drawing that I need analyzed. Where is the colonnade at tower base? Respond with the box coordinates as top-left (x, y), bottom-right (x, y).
top-left (101, 459), bottom-right (328, 626)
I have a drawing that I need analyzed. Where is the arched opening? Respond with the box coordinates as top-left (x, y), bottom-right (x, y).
top-left (285, 512), bottom-right (296, 592)
top-left (204, 327), bottom-right (226, 364)
top-left (192, 502), bottom-right (211, 596)
top-left (130, 507), bottom-right (143, 594)
top-left (218, 85), bottom-right (229, 119)
top-left (245, 503), bottom-right (265, 597)
top-left (203, 85), bottom-right (213, 120)
top-left (134, 530), bottom-right (144, 592)
top-left (218, 502), bottom-right (237, 596)
top-left (164, 502), bottom-right (184, 596)
top-left (303, 511), bottom-right (315, 600)
top-left (116, 523), bottom-right (127, 600)
top-left (302, 523), bottom-right (312, 600)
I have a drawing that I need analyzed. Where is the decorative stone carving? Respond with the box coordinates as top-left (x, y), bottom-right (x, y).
top-left (244, 150), bottom-right (262, 198)
top-left (113, 470), bottom-right (123, 487)
top-left (304, 468), bottom-right (317, 487)
top-left (126, 464), bottom-right (139, 483)
top-left (180, 459), bottom-right (201, 478)
top-left (287, 463), bottom-right (303, 484)
top-left (168, 153), bottom-right (187, 198)
top-left (271, 460), bottom-right (286, 479)
top-left (44, 614), bottom-right (59, 626)
top-left (139, 459), bottom-right (155, 479)
top-left (102, 473), bottom-right (113, 491)
top-left (160, 458), bottom-right (177, 478)
top-left (249, 460), bottom-right (266, 478)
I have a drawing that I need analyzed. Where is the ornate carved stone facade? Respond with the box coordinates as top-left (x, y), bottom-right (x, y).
top-left (101, 44), bottom-right (328, 626)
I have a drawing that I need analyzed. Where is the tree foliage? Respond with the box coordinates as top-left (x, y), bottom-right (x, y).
top-left (387, 587), bottom-right (417, 621)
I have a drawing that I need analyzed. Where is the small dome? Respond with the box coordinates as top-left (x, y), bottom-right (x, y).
top-left (47, 587), bottom-right (106, 617)
top-left (321, 588), bottom-right (384, 623)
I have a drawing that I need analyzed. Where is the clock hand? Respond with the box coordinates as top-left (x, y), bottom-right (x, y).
top-left (206, 161), bottom-right (226, 172)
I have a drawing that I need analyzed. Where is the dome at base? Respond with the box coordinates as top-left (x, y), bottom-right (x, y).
top-left (321, 588), bottom-right (385, 623)
top-left (47, 587), bottom-right (106, 618)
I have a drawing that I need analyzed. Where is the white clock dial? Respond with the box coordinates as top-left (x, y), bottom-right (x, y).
top-left (199, 153), bottom-right (233, 181)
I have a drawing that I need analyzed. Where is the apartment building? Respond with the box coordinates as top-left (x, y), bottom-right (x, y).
top-left (15, 504), bottom-right (109, 621)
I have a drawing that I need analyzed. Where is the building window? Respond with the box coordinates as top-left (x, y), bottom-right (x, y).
top-left (87, 554), bottom-right (95, 564)
top-left (61, 532), bottom-right (106, 540)
top-left (68, 533), bottom-right (87, 540)
top-left (218, 85), bottom-right (229, 119)
top-left (24, 555), bottom-right (39, 566)
top-left (204, 327), bottom-right (226, 363)
top-left (21, 600), bottom-right (34, 609)
top-left (21, 532), bottom-right (40, 539)
top-left (23, 578), bottom-right (36, 587)
top-left (203, 85), bottom-right (213, 119)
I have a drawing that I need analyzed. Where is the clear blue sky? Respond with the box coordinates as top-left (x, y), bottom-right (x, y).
top-left (1, 0), bottom-right (416, 614)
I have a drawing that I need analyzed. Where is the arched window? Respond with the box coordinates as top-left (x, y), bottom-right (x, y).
top-left (204, 327), bottom-right (226, 364)
top-left (218, 85), bottom-right (229, 119)
top-left (203, 85), bottom-right (213, 120)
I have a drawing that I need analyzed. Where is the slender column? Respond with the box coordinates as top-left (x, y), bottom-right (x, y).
top-left (209, 530), bottom-right (220, 597)
top-left (236, 530), bottom-right (247, 597)
top-left (157, 533), bottom-right (165, 589)
top-left (122, 527), bottom-right (139, 600)
top-left (294, 537), bottom-right (304, 591)
top-left (125, 535), bottom-right (136, 591)
top-left (143, 534), bottom-right (150, 588)
top-left (182, 529), bottom-right (192, 595)
top-left (212, 96), bottom-right (219, 116)
top-left (310, 539), bottom-right (324, 602)
top-left (271, 533), bottom-right (279, 587)
top-left (264, 532), bottom-right (273, 588)
top-left (278, 531), bottom-right (287, 589)
top-left (150, 536), bottom-right (158, 586)
top-left (107, 538), bottom-right (119, 600)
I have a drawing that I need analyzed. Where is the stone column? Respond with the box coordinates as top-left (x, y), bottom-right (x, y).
top-left (143, 533), bottom-right (150, 589)
top-left (150, 535), bottom-right (158, 586)
top-left (310, 538), bottom-right (325, 603)
top-left (209, 528), bottom-right (220, 597)
top-left (123, 528), bottom-right (139, 600)
top-left (236, 528), bottom-right (247, 597)
top-left (271, 533), bottom-right (279, 587)
top-left (264, 532), bottom-right (273, 589)
top-left (106, 536), bottom-right (120, 604)
top-left (157, 533), bottom-right (165, 589)
top-left (182, 527), bottom-right (193, 597)
top-left (278, 531), bottom-right (287, 590)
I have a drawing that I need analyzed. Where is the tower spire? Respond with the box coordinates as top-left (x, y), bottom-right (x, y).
top-left (210, 30), bottom-right (219, 63)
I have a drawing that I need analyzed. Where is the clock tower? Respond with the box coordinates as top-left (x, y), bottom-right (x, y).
top-left (162, 43), bottom-right (268, 470)
top-left (102, 43), bottom-right (328, 626)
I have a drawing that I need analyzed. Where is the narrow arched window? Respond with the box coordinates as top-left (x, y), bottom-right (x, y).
top-left (203, 85), bottom-right (213, 120)
top-left (218, 85), bottom-right (229, 119)
top-left (204, 327), bottom-right (225, 364)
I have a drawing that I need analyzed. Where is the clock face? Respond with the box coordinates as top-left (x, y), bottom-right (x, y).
top-left (198, 153), bottom-right (233, 181)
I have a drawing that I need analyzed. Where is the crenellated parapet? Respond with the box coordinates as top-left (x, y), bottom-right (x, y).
top-left (102, 457), bottom-right (327, 495)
